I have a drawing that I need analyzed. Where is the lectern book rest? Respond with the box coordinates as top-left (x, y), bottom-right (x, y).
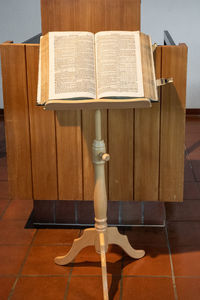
top-left (37, 31), bottom-right (158, 110)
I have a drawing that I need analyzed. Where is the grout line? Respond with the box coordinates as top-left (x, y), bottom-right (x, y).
top-left (7, 229), bottom-right (38, 300)
top-left (123, 274), bottom-right (172, 278)
top-left (63, 262), bottom-right (74, 300)
top-left (175, 275), bottom-right (200, 279)
top-left (20, 274), bottom-right (68, 278)
top-left (185, 146), bottom-right (199, 182)
top-left (165, 226), bottom-right (178, 300)
top-left (0, 198), bottom-right (12, 220)
top-left (63, 228), bottom-right (82, 299)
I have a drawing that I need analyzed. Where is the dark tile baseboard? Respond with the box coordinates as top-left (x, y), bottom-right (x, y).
top-left (25, 200), bottom-right (166, 229)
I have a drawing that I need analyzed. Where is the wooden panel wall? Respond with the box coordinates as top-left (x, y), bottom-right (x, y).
top-left (160, 44), bottom-right (188, 202)
top-left (40, 0), bottom-right (141, 201)
top-left (0, 44), bottom-right (33, 200)
top-left (0, 43), bottom-right (187, 202)
top-left (56, 111), bottom-right (82, 200)
top-left (134, 47), bottom-right (161, 201)
top-left (41, 0), bottom-right (140, 34)
top-left (109, 109), bottom-right (134, 201)
top-left (0, 0), bottom-right (188, 204)
top-left (26, 45), bottom-right (58, 200)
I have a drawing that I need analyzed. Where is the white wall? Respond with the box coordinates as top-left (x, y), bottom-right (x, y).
top-left (0, 0), bottom-right (199, 108)
top-left (142, 0), bottom-right (200, 108)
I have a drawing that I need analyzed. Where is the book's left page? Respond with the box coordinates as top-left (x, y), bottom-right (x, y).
top-left (48, 31), bottom-right (96, 100)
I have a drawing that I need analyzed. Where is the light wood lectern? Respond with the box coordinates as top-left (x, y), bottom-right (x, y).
top-left (39, 1), bottom-right (150, 299)
top-left (53, 108), bottom-right (146, 300)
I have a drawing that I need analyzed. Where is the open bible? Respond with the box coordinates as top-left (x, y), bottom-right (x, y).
top-left (37, 31), bottom-right (158, 110)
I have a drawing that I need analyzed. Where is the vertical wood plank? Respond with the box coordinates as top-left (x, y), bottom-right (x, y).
top-left (0, 44), bottom-right (32, 200)
top-left (160, 44), bottom-right (188, 202)
top-left (82, 110), bottom-right (107, 200)
top-left (56, 111), bottom-right (83, 200)
top-left (104, 0), bottom-right (140, 31)
top-left (40, 0), bottom-right (141, 203)
top-left (109, 109), bottom-right (134, 201)
top-left (134, 47), bottom-right (161, 201)
top-left (26, 45), bottom-right (58, 200)
top-left (41, 0), bottom-right (140, 34)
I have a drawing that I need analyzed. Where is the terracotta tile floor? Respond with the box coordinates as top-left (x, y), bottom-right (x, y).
top-left (0, 115), bottom-right (200, 299)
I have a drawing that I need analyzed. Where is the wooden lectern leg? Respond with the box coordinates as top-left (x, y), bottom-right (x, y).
top-left (107, 227), bottom-right (145, 259)
top-left (54, 228), bottom-right (96, 265)
top-left (54, 110), bottom-right (144, 299)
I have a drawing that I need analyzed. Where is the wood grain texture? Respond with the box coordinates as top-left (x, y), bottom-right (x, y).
top-left (108, 109), bottom-right (134, 201)
top-left (40, 0), bottom-right (141, 203)
top-left (41, 0), bottom-right (140, 34)
top-left (0, 44), bottom-right (32, 200)
top-left (26, 45), bottom-right (58, 200)
top-left (134, 47), bottom-right (161, 201)
top-left (56, 111), bottom-right (83, 200)
top-left (160, 44), bottom-right (188, 202)
top-left (82, 110), bottom-right (107, 200)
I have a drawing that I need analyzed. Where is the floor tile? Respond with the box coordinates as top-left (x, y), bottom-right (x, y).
top-left (125, 227), bottom-right (167, 247)
top-left (171, 246), bottom-right (200, 276)
top-left (12, 276), bottom-right (68, 300)
top-left (186, 116), bottom-right (200, 133)
top-left (191, 160), bottom-right (200, 181)
top-left (123, 246), bottom-right (171, 276)
top-left (122, 277), bottom-right (174, 300)
top-left (72, 245), bottom-right (123, 276)
top-left (0, 181), bottom-right (9, 200)
top-left (0, 199), bottom-right (9, 217)
top-left (0, 245), bottom-right (28, 275)
top-left (184, 182), bottom-right (200, 200)
top-left (186, 135), bottom-right (200, 160)
top-left (165, 200), bottom-right (200, 221)
top-left (2, 199), bottom-right (33, 221)
top-left (22, 245), bottom-right (72, 275)
top-left (67, 276), bottom-right (121, 300)
top-left (184, 158), bottom-right (195, 182)
top-left (176, 277), bottom-right (200, 300)
top-left (168, 222), bottom-right (200, 247)
top-left (33, 228), bottom-right (80, 245)
top-left (0, 219), bottom-right (36, 245)
top-left (0, 276), bottom-right (16, 300)
top-left (0, 157), bottom-right (8, 181)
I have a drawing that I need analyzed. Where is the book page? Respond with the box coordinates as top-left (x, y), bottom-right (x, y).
top-left (95, 31), bottom-right (144, 99)
top-left (37, 38), bottom-right (42, 104)
top-left (49, 32), bottom-right (96, 100)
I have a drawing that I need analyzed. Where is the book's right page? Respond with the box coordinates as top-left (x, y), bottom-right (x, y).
top-left (140, 32), bottom-right (158, 101)
top-left (95, 31), bottom-right (144, 99)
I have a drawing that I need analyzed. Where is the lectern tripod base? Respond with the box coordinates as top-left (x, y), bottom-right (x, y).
top-left (54, 110), bottom-right (145, 300)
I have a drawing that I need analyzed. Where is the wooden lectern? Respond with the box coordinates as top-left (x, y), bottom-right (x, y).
top-left (0, 0), bottom-right (188, 299)
top-left (54, 109), bottom-right (145, 300)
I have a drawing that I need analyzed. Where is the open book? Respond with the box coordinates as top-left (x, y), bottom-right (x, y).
top-left (37, 31), bottom-right (158, 110)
